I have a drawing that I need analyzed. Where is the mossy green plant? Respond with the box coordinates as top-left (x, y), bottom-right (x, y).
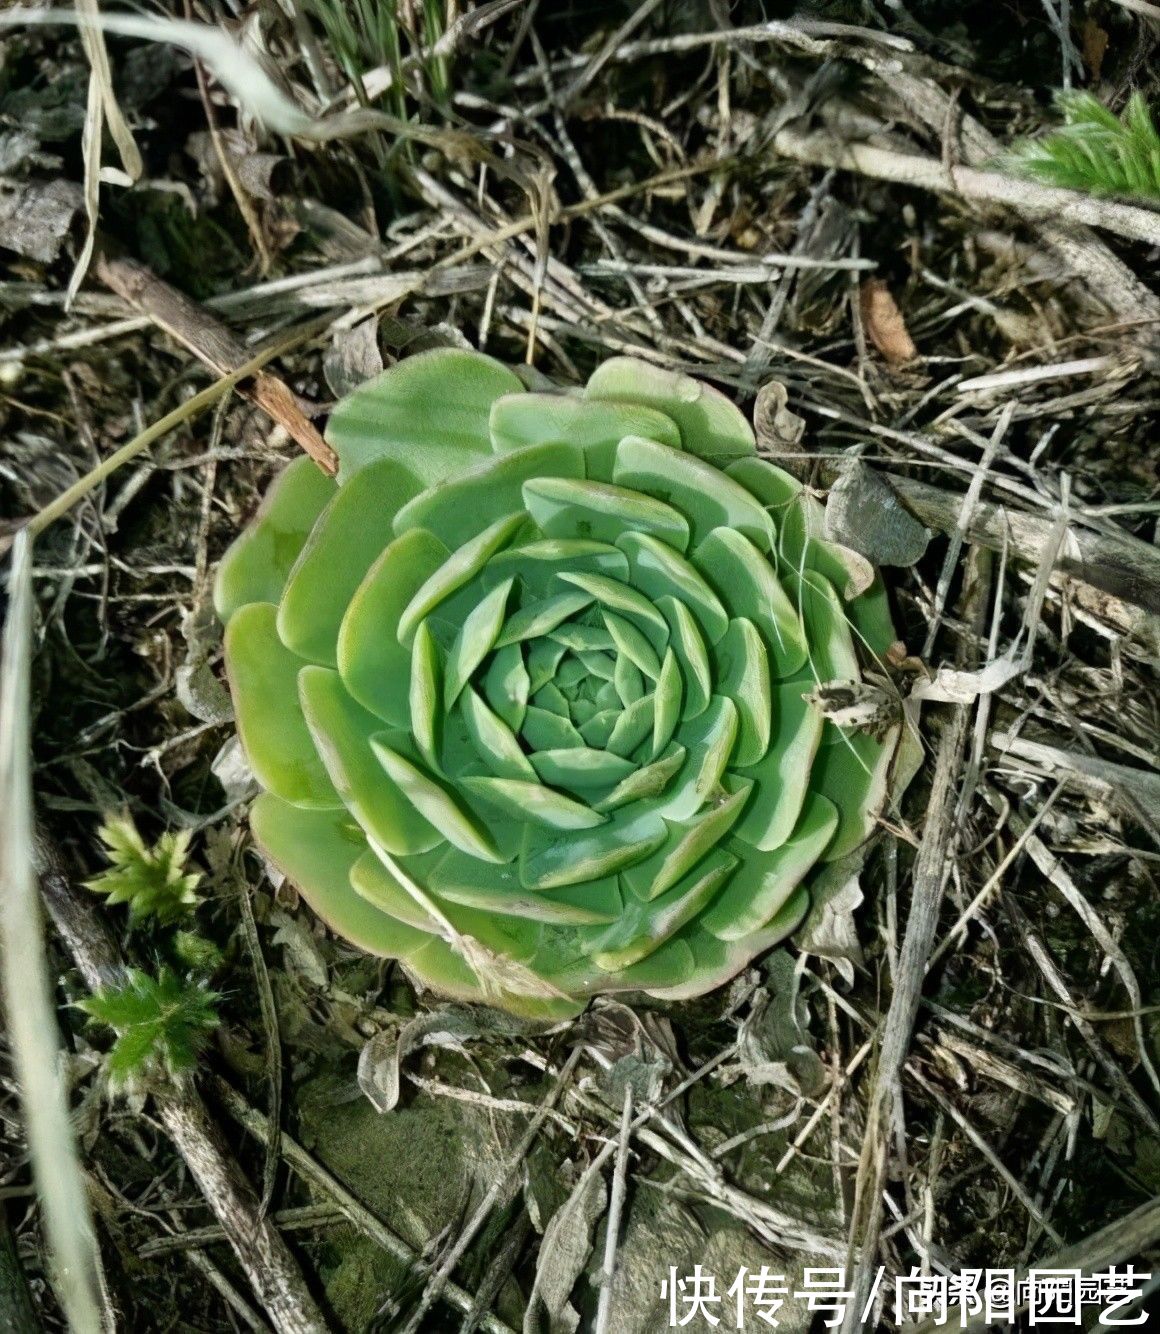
top-left (216, 351), bottom-right (903, 1019)
top-left (78, 967), bottom-right (220, 1088)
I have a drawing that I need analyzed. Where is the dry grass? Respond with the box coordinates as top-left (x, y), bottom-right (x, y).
top-left (3, 1), bottom-right (1160, 1330)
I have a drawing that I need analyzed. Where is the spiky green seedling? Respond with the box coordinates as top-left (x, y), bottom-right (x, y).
top-left (1008, 92), bottom-right (1160, 201)
top-left (78, 967), bottom-right (220, 1088)
top-left (216, 351), bottom-right (905, 1019)
top-left (85, 816), bottom-right (202, 926)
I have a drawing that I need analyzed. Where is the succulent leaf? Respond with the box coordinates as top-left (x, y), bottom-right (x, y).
top-left (219, 350), bottom-right (902, 1017)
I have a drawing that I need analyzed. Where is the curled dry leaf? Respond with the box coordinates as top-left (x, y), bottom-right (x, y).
top-left (357, 1005), bottom-right (530, 1114)
top-left (736, 952), bottom-right (826, 1097)
top-left (793, 851), bottom-right (866, 986)
top-left (860, 278), bottom-right (919, 366)
top-left (753, 380), bottom-right (806, 460)
top-left (323, 318), bottom-right (384, 400)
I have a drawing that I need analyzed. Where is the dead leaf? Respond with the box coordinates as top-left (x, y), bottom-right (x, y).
top-left (753, 379), bottom-right (806, 459)
top-left (1081, 19), bottom-right (1109, 81)
top-left (357, 1007), bottom-right (498, 1114)
top-left (794, 853), bottom-right (866, 985)
top-left (825, 460), bottom-right (930, 566)
top-left (860, 278), bottom-right (918, 366)
top-left (0, 179), bottom-right (83, 262)
top-left (524, 1166), bottom-right (607, 1334)
top-left (323, 318), bottom-right (384, 400)
top-left (736, 953), bottom-right (826, 1097)
top-left (269, 908), bottom-right (329, 989)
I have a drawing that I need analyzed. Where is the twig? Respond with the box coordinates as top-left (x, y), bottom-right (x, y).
top-left (1108, 0), bottom-right (1160, 17)
top-left (593, 1083), bottom-right (633, 1334)
top-left (34, 839), bottom-right (330, 1334)
top-left (208, 1076), bottom-right (518, 1334)
top-left (1004, 893), bottom-right (1160, 1133)
top-left (232, 857), bottom-right (283, 1217)
top-left (906, 1064), bottom-right (1063, 1244)
top-left (955, 355), bottom-right (1117, 394)
top-left (886, 474), bottom-right (1160, 615)
top-left (840, 543), bottom-right (991, 1334)
top-left (771, 126), bottom-right (1160, 247)
top-left (137, 1205), bottom-right (344, 1258)
top-left (921, 403), bottom-right (1011, 657)
top-left (399, 1047), bottom-right (583, 1334)
top-left (4, 313), bottom-right (337, 554)
top-left (839, 705), bottom-right (972, 1334)
top-left (95, 257), bottom-right (334, 471)
top-left (991, 731), bottom-right (1160, 814)
top-left (912, 1191), bottom-right (1160, 1331)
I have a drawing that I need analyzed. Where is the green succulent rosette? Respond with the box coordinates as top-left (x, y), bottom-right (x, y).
top-left (215, 351), bottom-right (901, 1020)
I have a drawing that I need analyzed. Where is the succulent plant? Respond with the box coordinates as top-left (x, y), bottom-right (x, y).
top-left (215, 351), bottom-right (901, 1020)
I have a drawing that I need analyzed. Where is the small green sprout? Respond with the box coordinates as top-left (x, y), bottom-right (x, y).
top-left (85, 816), bottom-right (202, 926)
top-left (1009, 92), bottom-right (1160, 201)
top-left (78, 967), bottom-right (220, 1087)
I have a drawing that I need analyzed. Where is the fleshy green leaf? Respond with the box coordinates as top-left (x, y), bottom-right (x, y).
top-left (394, 442), bottom-right (583, 547)
top-left (225, 603), bottom-right (340, 808)
top-left (522, 477), bottom-right (690, 551)
top-left (613, 436), bottom-right (774, 551)
top-left (277, 458), bottom-right (423, 666)
top-left (299, 667), bottom-right (441, 855)
top-left (214, 456), bottom-right (336, 624)
top-left (692, 527), bottom-right (808, 679)
top-left (338, 528), bottom-right (450, 726)
top-left (370, 737), bottom-right (506, 862)
top-left (252, 795), bottom-right (432, 959)
top-left (490, 391), bottom-right (681, 477)
top-left (326, 348), bottom-right (524, 483)
top-left (397, 514), bottom-right (524, 647)
top-left (586, 358), bottom-right (755, 464)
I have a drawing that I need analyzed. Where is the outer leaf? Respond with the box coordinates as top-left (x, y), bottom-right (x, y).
top-left (701, 795), bottom-right (839, 939)
top-left (338, 528), bottom-right (450, 726)
top-left (225, 603), bottom-right (340, 808)
top-left (522, 477), bottom-right (690, 551)
top-left (277, 458), bottom-right (423, 666)
top-left (692, 527), bottom-right (808, 679)
top-left (299, 667), bottom-right (441, 855)
top-left (214, 456), bottom-right (336, 624)
top-left (490, 391), bottom-right (681, 477)
top-left (586, 357), bottom-right (755, 464)
top-left (394, 441), bottom-right (583, 547)
top-left (252, 795), bottom-right (431, 958)
top-left (325, 348), bottom-right (525, 483)
top-left (614, 436), bottom-right (775, 551)
top-left (370, 737), bottom-right (506, 863)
